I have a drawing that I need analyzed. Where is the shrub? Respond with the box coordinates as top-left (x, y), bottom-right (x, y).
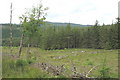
top-left (27, 59), bottom-right (34, 64)
top-left (16, 59), bottom-right (28, 68)
top-left (99, 57), bottom-right (111, 78)
top-left (99, 67), bottom-right (110, 78)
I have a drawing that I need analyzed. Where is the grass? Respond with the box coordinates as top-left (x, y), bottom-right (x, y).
top-left (2, 47), bottom-right (119, 78)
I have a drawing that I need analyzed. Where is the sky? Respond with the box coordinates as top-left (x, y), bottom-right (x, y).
top-left (0, 0), bottom-right (119, 25)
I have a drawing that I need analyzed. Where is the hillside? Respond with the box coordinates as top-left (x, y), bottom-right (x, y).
top-left (1, 22), bottom-right (92, 28)
top-left (46, 22), bottom-right (93, 27)
top-left (1, 22), bottom-right (92, 39)
top-left (1, 24), bottom-right (21, 39)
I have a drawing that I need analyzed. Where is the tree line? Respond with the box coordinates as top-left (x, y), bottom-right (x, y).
top-left (30, 21), bottom-right (119, 50)
top-left (2, 20), bottom-right (119, 50)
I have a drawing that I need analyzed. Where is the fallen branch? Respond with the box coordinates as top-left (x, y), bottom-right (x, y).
top-left (85, 64), bottom-right (100, 78)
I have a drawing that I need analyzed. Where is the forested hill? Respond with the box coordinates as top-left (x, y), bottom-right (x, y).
top-left (1, 22), bottom-right (92, 46)
top-left (1, 22), bottom-right (119, 50)
top-left (1, 24), bottom-right (21, 39)
top-left (1, 22), bottom-right (92, 27)
top-left (46, 22), bottom-right (93, 27)
top-left (1, 22), bottom-right (92, 39)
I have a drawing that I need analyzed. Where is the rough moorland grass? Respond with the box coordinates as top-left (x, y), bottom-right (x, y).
top-left (2, 47), bottom-right (118, 78)
top-left (2, 55), bottom-right (59, 78)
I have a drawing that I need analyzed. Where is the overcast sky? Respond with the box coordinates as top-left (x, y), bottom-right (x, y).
top-left (0, 0), bottom-right (119, 25)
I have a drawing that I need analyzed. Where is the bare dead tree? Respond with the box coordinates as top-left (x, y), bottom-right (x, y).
top-left (10, 3), bottom-right (13, 54)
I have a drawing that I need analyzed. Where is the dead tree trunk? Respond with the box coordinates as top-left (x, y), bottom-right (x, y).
top-left (10, 3), bottom-right (13, 54)
top-left (18, 33), bottom-right (24, 57)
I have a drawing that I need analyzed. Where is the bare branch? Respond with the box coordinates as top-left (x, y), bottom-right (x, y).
top-left (85, 64), bottom-right (100, 78)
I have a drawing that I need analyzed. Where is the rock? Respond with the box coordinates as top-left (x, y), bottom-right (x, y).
top-left (72, 52), bottom-right (74, 53)
top-left (81, 51), bottom-right (85, 53)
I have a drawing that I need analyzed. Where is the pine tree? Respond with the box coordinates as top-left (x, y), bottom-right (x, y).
top-left (91, 20), bottom-right (100, 49)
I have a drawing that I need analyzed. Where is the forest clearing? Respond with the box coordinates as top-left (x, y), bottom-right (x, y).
top-left (1, 0), bottom-right (120, 79)
top-left (2, 47), bottom-right (118, 78)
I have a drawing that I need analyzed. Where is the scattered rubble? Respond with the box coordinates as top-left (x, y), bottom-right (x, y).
top-left (34, 62), bottom-right (65, 75)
